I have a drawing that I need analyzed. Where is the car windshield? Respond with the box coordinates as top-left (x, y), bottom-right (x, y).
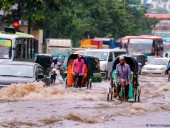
top-left (84, 51), bottom-right (108, 61)
top-left (49, 47), bottom-right (72, 55)
top-left (128, 39), bottom-right (153, 53)
top-left (149, 59), bottom-right (169, 65)
top-left (0, 65), bottom-right (33, 77)
top-left (0, 39), bottom-right (12, 59)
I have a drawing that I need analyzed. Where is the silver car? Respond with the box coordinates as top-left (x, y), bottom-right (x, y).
top-left (0, 61), bottom-right (46, 88)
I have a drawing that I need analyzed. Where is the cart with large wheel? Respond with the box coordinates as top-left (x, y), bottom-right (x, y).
top-left (108, 55), bottom-right (141, 102)
top-left (35, 54), bottom-right (53, 86)
top-left (65, 54), bottom-right (102, 89)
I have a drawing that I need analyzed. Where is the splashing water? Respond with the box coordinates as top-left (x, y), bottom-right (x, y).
top-left (0, 75), bottom-right (169, 128)
top-left (66, 112), bottom-right (111, 123)
top-left (0, 82), bottom-right (65, 101)
top-left (129, 103), bottom-right (145, 115)
top-left (0, 119), bottom-right (37, 127)
top-left (0, 82), bottom-right (107, 101)
top-left (39, 116), bottom-right (62, 125)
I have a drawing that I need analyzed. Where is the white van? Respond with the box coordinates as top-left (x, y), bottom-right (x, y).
top-left (84, 48), bottom-right (127, 78)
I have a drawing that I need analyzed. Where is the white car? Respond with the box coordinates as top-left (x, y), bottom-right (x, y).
top-left (141, 58), bottom-right (170, 75)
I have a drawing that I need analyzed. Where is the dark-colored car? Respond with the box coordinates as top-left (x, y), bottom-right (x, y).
top-left (0, 61), bottom-right (46, 88)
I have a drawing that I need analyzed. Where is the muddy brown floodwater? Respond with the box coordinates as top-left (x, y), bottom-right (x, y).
top-left (0, 75), bottom-right (169, 128)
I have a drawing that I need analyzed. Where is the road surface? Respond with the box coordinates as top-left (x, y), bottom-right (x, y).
top-left (0, 75), bottom-right (169, 128)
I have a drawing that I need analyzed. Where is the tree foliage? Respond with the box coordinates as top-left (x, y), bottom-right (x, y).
top-left (0, 0), bottom-right (158, 46)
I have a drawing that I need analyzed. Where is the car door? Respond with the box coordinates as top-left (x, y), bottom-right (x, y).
top-left (108, 52), bottom-right (113, 77)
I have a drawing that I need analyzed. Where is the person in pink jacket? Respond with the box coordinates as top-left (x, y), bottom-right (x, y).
top-left (72, 54), bottom-right (84, 88)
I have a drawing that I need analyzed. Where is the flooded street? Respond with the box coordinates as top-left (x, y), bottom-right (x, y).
top-left (0, 75), bottom-right (169, 128)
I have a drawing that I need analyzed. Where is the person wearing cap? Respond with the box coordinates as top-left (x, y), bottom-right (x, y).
top-left (72, 54), bottom-right (85, 88)
top-left (116, 56), bottom-right (131, 100)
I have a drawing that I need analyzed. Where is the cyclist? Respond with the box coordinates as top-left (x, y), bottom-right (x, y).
top-left (116, 56), bottom-right (131, 100)
top-left (72, 54), bottom-right (85, 88)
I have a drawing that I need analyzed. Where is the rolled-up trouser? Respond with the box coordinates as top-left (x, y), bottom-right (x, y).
top-left (117, 84), bottom-right (129, 97)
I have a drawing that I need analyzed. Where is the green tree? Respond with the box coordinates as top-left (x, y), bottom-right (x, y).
top-left (1, 0), bottom-right (158, 46)
top-left (0, 0), bottom-right (63, 28)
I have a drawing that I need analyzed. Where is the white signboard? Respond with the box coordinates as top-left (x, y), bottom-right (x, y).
top-left (48, 39), bottom-right (72, 47)
top-left (129, 39), bottom-right (153, 44)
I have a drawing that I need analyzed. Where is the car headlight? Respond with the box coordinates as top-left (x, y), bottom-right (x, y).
top-left (100, 66), bottom-right (107, 71)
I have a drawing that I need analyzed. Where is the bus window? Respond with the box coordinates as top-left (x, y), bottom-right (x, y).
top-left (34, 39), bottom-right (38, 54)
top-left (15, 39), bottom-right (28, 60)
top-left (0, 39), bottom-right (12, 59)
top-left (27, 39), bottom-right (34, 60)
top-left (30, 39), bottom-right (33, 59)
top-left (24, 39), bottom-right (28, 59)
top-left (15, 39), bottom-right (21, 60)
top-left (27, 39), bottom-right (30, 59)
top-left (21, 39), bottom-right (25, 59)
top-left (20, 39), bottom-right (23, 59)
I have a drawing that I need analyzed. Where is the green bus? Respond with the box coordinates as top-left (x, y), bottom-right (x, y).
top-left (0, 31), bottom-right (38, 62)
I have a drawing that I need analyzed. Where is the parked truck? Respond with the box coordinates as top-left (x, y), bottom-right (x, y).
top-left (94, 38), bottom-right (115, 49)
top-left (80, 38), bottom-right (115, 49)
top-left (46, 39), bottom-right (73, 64)
top-left (80, 39), bottom-right (102, 49)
